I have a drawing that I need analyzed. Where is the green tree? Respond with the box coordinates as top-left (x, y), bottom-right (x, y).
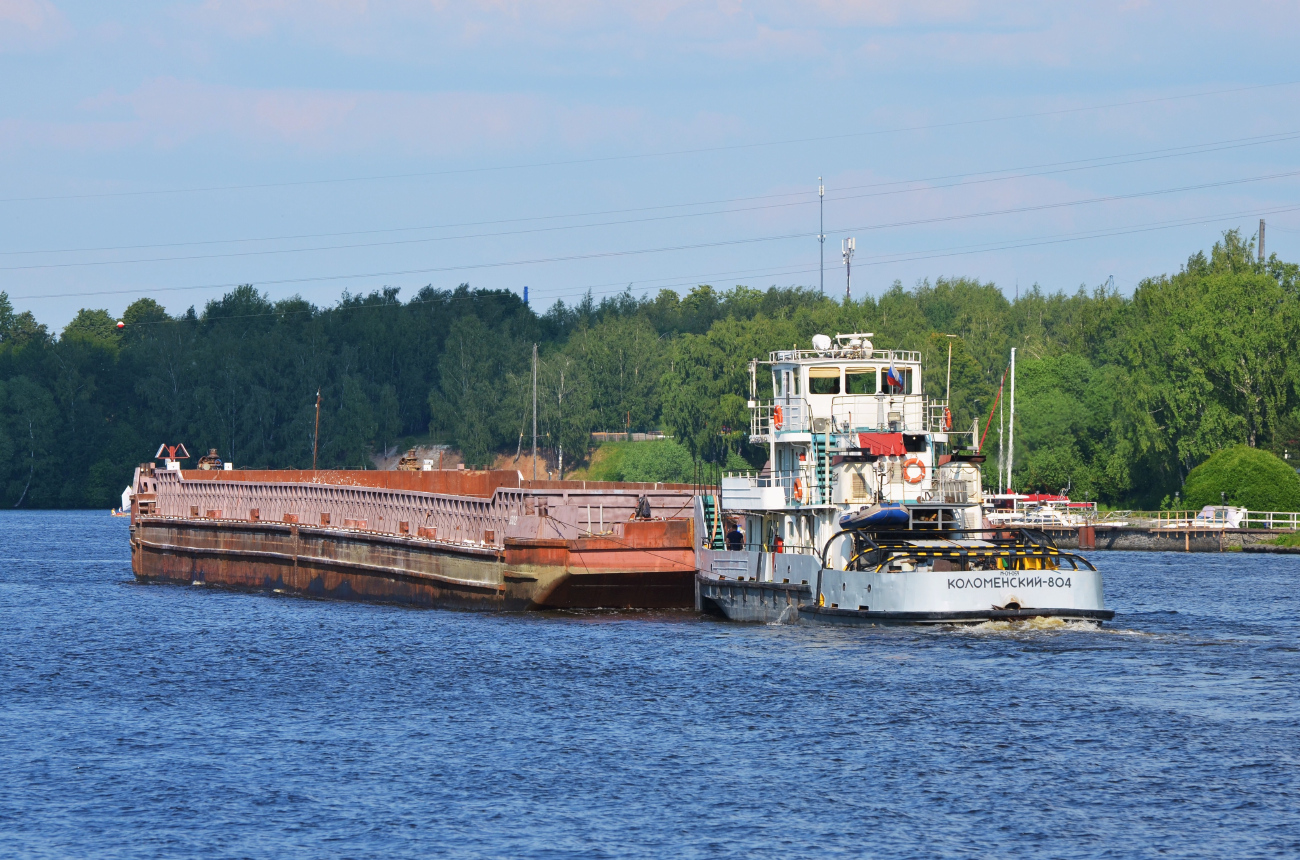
top-left (1183, 445), bottom-right (1300, 511)
top-left (662, 316), bottom-right (795, 463)
top-left (1125, 230), bottom-right (1298, 487)
top-left (376, 383), bottom-right (402, 455)
top-left (62, 309), bottom-right (121, 353)
top-left (324, 375), bottom-right (377, 468)
top-left (568, 315), bottom-right (664, 433)
top-left (0, 376), bottom-right (59, 506)
top-left (537, 352), bottom-right (593, 477)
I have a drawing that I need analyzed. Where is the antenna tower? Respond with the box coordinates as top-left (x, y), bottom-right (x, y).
top-left (842, 237), bottom-right (855, 300)
top-left (818, 177), bottom-right (825, 295)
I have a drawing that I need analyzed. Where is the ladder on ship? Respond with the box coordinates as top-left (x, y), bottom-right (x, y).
top-left (813, 433), bottom-right (831, 505)
top-left (701, 495), bottom-right (727, 550)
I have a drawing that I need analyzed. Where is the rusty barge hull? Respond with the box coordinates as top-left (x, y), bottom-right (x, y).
top-left (129, 467), bottom-right (700, 610)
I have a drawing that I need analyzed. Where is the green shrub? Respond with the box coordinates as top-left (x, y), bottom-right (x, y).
top-left (1182, 445), bottom-right (1300, 512)
top-left (584, 440), bottom-right (695, 483)
top-left (616, 440), bottom-right (695, 483)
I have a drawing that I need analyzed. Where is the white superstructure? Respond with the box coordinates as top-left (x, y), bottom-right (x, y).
top-left (717, 333), bottom-right (984, 562)
top-left (695, 333), bottom-right (1112, 625)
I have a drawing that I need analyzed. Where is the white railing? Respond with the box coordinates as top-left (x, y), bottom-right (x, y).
top-left (829, 395), bottom-right (928, 432)
top-left (769, 348), bottom-right (922, 363)
top-left (825, 396), bottom-right (957, 433)
top-left (1092, 508), bottom-right (1299, 530)
top-left (723, 471), bottom-right (831, 506)
top-left (1243, 510), bottom-right (1300, 529)
top-left (925, 402), bottom-right (950, 433)
top-left (929, 461), bottom-right (981, 505)
top-left (750, 398), bottom-right (812, 437)
top-left (752, 396), bottom-right (953, 436)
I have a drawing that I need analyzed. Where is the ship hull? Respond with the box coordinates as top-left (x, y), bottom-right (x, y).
top-left (696, 562), bottom-right (1114, 625)
top-left (132, 513), bottom-right (697, 611)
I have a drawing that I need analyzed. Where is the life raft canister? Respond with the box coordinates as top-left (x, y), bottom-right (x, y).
top-left (773, 405), bottom-right (784, 430)
top-left (902, 457), bottom-right (926, 484)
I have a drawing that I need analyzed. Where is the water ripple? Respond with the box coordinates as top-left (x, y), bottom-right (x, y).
top-left (0, 511), bottom-right (1296, 859)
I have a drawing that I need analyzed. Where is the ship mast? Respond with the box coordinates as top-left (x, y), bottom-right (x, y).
top-left (532, 343), bottom-right (538, 481)
top-left (1007, 347), bottom-right (1016, 493)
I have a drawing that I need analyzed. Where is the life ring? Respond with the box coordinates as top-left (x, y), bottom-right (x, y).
top-left (792, 478), bottom-right (804, 502)
top-left (943, 406), bottom-right (953, 431)
top-left (902, 458), bottom-right (926, 484)
top-left (773, 405), bottom-right (784, 430)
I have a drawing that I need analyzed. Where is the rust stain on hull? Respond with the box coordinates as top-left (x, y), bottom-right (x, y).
top-left (132, 516), bottom-right (697, 610)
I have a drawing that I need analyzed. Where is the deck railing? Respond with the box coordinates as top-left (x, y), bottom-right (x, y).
top-left (750, 398), bottom-right (812, 437)
top-left (1090, 509), bottom-right (1299, 530)
top-left (723, 471), bottom-right (829, 506)
top-left (769, 348), bottom-right (922, 363)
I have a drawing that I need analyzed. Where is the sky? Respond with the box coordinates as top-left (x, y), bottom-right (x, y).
top-left (2, 1), bottom-right (1299, 332)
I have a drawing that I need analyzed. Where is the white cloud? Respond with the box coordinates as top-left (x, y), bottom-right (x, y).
top-left (172, 0), bottom-right (1300, 72)
top-left (3, 77), bottom-right (748, 157)
top-left (0, 0), bottom-right (68, 51)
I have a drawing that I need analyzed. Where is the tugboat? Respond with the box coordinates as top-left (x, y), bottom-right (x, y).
top-left (694, 333), bottom-right (1113, 625)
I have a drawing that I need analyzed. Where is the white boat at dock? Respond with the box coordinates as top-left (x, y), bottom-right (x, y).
top-left (1154, 505), bottom-right (1247, 529)
top-left (984, 493), bottom-right (1127, 528)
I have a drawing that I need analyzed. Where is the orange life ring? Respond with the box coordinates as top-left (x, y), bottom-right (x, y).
top-left (773, 405), bottom-right (784, 430)
top-left (902, 458), bottom-right (926, 484)
top-left (792, 478), bottom-right (804, 502)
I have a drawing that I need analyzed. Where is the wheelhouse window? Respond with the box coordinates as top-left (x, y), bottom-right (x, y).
top-left (883, 367), bottom-right (913, 394)
top-left (773, 370), bottom-right (782, 397)
top-left (808, 367), bottom-right (840, 395)
top-left (845, 367), bottom-right (876, 394)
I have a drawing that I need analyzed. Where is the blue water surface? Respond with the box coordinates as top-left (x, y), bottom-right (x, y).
top-left (0, 510), bottom-right (1296, 859)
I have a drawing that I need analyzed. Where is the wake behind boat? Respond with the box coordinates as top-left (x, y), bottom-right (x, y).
top-left (694, 332), bottom-right (1113, 625)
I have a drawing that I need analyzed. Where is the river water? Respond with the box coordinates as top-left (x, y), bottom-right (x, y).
top-left (1, 510), bottom-right (1296, 859)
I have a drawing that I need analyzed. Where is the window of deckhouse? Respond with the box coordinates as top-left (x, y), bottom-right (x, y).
top-left (845, 367), bottom-right (876, 395)
top-left (808, 366), bottom-right (840, 395)
top-left (772, 370), bottom-right (781, 397)
top-left (884, 368), bottom-right (914, 395)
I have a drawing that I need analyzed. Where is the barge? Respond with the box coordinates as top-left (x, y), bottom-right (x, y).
top-left (129, 461), bottom-right (700, 610)
top-left (694, 332), bottom-right (1114, 625)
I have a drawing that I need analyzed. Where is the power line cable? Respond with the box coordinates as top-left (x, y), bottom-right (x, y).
top-left (4, 165), bottom-right (1298, 274)
top-left (3, 79), bottom-right (1296, 205)
top-left (23, 201), bottom-right (1299, 310)
top-left (5, 128), bottom-right (1298, 260)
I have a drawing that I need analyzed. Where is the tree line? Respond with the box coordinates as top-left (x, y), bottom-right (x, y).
top-left (0, 228), bottom-right (1295, 509)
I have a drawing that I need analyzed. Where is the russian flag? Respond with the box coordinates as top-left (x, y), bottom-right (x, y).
top-left (885, 362), bottom-right (903, 390)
